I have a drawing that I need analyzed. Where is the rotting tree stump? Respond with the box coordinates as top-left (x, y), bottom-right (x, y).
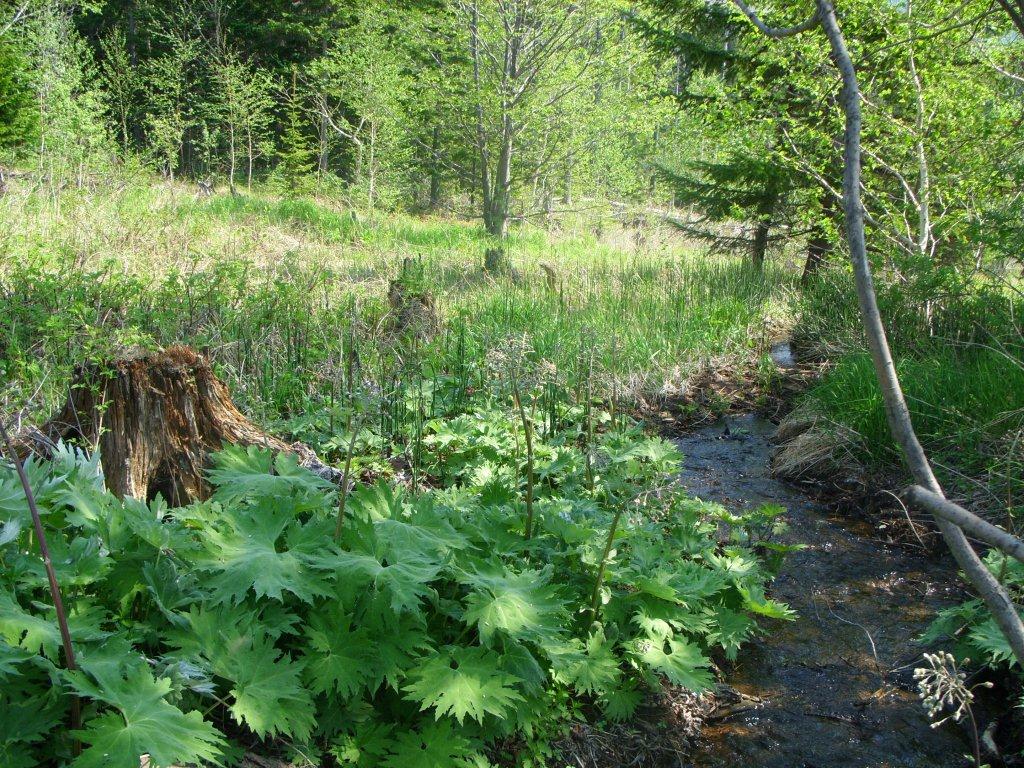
top-left (16, 346), bottom-right (341, 504)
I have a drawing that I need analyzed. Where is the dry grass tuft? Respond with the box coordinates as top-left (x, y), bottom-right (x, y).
top-left (770, 408), bottom-right (866, 485)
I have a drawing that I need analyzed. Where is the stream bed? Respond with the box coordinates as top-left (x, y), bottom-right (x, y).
top-left (675, 413), bottom-right (972, 768)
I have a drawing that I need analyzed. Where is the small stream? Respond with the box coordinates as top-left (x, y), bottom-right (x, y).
top-left (674, 354), bottom-right (972, 766)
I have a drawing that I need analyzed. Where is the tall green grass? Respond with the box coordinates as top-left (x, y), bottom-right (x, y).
top-left (0, 182), bottom-right (794, 428)
top-left (795, 268), bottom-right (1024, 511)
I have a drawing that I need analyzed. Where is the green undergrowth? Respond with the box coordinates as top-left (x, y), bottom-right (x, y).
top-left (0, 389), bottom-right (791, 767)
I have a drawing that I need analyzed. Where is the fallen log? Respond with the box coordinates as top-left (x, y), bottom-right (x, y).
top-left (15, 346), bottom-right (341, 504)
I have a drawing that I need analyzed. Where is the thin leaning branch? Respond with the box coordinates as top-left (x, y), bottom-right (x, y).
top-left (903, 486), bottom-right (1024, 564)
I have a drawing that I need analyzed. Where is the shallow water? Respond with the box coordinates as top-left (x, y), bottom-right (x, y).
top-left (676, 414), bottom-right (970, 768)
top-left (769, 341), bottom-right (797, 369)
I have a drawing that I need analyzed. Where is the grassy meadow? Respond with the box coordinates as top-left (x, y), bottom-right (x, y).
top-left (0, 177), bottom-right (794, 438)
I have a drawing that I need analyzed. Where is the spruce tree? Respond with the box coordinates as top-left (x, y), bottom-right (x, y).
top-left (636, 0), bottom-right (821, 271)
top-left (276, 67), bottom-right (315, 194)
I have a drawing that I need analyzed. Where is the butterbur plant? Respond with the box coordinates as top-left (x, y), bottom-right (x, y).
top-left (0, 389), bottom-right (790, 767)
top-left (914, 651), bottom-right (992, 767)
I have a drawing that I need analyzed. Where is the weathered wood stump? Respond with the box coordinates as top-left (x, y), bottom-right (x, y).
top-left (17, 346), bottom-right (340, 504)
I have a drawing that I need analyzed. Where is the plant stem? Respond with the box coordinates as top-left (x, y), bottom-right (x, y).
top-left (585, 348), bottom-right (595, 494)
top-left (0, 420), bottom-right (81, 749)
top-left (512, 382), bottom-right (535, 540)
top-left (333, 413), bottom-right (361, 541)
top-left (589, 506), bottom-right (623, 620)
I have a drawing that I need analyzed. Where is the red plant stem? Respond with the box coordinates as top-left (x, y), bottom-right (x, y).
top-left (0, 420), bottom-right (82, 741)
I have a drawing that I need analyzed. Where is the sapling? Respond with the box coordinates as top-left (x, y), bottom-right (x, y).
top-left (333, 410), bottom-right (362, 541)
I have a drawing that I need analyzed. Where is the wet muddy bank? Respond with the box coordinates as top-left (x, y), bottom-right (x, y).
top-left (674, 413), bottom-right (981, 768)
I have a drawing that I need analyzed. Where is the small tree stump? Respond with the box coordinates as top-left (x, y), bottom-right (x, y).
top-left (484, 247), bottom-right (506, 273)
top-left (387, 259), bottom-right (438, 339)
top-left (17, 346), bottom-right (340, 504)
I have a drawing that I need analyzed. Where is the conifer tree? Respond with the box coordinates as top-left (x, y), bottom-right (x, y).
top-left (276, 67), bottom-right (315, 194)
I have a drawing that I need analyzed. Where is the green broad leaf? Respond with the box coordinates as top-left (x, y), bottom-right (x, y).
top-left (630, 637), bottom-right (713, 691)
top-left (56, 481), bottom-right (114, 531)
top-left (499, 642), bottom-right (547, 697)
top-left (460, 567), bottom-right (566, 645)
top-left (360, 611), bottom-right (433, 693)
top-left (0, 742), bottom-right (36, 768)
top-left (206, 445), bottom-right (332, 505)
top-left (0, 691), bottom-right (62, 748)
top-left (0, 593), bottom-right (59, 656)
top-left (374, 513), bottom-right (468, 559)
top-left (198, 504), bottom-right (336, 605)
top-left (626, 437), bottom-right (681, 465)
top-left (67, 666), bottom-right (224, 768)
top-left (224, 633), bottom-right (315, 740)
top-left (635, 572), bottom-right (682, 602)
top-left (631, 609), bottom-right (674, 641)
top-left (553, 630), bottom-right (621, 695)
top-left (332, 721), bottom-right (393, 766)
top-left (301, 608), bottom-right (374, 697)
top-left (706, 605), bottom-right (756, 660)
top-left (737, 584), bottom-right (795, 620)
top-left (142, 559), bottom-right (204, 625)
top-left (382, 720), bottom-right (483, 768)
top-left (21, 534), bottom-right (112, 589)
top-left (0, 639), bottom-right (34, 679)
top-left (601, 686), bottom-right (645, 722)
top-left (0, 517), bottom-right (23, 546)
top-left (403, 645), bottom-right (525, 725)
top-left (669, 561), bottom-right (730, 600)
top-left (334, 550), bottom-right (441, 613)
top-left (968, 615), bottom-right (1016, 665)
top-left (346, 481), bottom-right (404, 522)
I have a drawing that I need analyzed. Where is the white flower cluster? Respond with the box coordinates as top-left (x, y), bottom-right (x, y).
top-left (913, 651), bottom-right (992, 729)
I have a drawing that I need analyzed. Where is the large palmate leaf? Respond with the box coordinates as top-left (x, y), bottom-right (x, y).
top-left (67, 666), bottom-right (224, 768)
top-left (737, 583), bottom-right (795, 620)
top-left (706, 605), bottom-right (757, 660)
top-left (968, 615), bottom-right (1016, 665)
top-left (382, 720), bottom-right (483, 768)
top-left (630, 637), bottom-right (713, 690)
top-left (197, 502), bottom-right (338, 605)
top-left (334, 549), bottom-right (442, 613)
top-left (224, 633), bottom-right (315, 740)
top-left (550, 629), bottom-right (621, 695)
top-left (301, 607), bottom-right (375, 697)
top-left (0, 639), bottom-right (34, 679)
top-left (403, 646), bottom-right (524, 725)
top-left (461, 567), bottom-right (566, 645)
top-left (206, 445), bottom-right (333, 506)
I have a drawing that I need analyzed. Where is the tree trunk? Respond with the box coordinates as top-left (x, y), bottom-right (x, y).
top-left (228, 122), bottom-right (236, 195)
top-left (751, 218), bottom-right (770, 270)
top-left (318, 111), bottom-right (330, 176)
top-left (429, 124), bottom-right (442, 210)
top-left (802, 191), bottom-right (835, 284)
top-left (15, 347), bottom-right (341, 504)
top-left (246, 130), bottom-right (253, 190)
top-left (484, 247), bottom-right (506, 272)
